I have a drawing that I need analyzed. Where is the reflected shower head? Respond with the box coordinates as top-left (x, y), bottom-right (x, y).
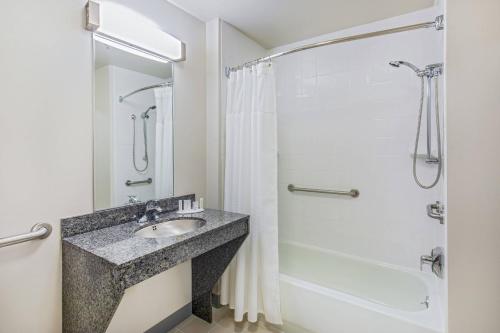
top-left (389, 60), bottom-right (422, 75)
top-left (142, 105), bottom-right (156, 119)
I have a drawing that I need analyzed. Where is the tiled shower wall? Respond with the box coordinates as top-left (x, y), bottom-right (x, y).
top-left (275, 7), bottom-right (444, 270)
top-left (95, 65), bottom-right (162, 208)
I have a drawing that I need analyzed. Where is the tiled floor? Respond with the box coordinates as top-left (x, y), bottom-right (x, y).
top-left (167, 307), bottom-right (311, 333)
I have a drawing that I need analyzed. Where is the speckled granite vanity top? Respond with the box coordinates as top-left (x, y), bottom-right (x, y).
top-left (62, 195), bottom-right (249, 333)
top-left (63, 208), bottom-right (248, 266)
top-left (61, 194), bottom-right (249, 268)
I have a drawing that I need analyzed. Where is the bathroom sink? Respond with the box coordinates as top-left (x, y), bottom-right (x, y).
top-left (135, 218), bottom-right (206, 238)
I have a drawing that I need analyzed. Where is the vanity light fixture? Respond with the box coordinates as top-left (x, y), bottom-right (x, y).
top-left (85, 0), bottom-right (185, 63)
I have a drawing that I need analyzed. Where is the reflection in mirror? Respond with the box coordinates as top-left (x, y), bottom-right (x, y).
top-left (93, 38), bottom-right (174, 210)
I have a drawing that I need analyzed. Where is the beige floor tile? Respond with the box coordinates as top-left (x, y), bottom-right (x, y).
top-left (257, 321), bottom-right (284, 333)
top-left (215, 315), bottom-right (236, 328)
top-left (173, 309), bottom-right (310, 333)
top-left (165, 326), bottom-right (183, 333)
top-left (219, 315), bottom-right (312, 333)
top-left (207, 324), bottom-right (232, 333)
top-left (177, 315), bottom-right (218, 333)
top-left (216, 317), bottom-right (253, 330)
top-left (201, 320), bottom-right (311, 333)
top-left (280, 321), bottom-right (314, 333)
top-left (214, 317), bottom-right (263, 332)
top-left (212, 306), bottom-right (232, 323)
top-left (174, 316), bottom-right (194, 330)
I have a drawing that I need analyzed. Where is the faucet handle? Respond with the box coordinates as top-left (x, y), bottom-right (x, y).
top-left (427, 201), bottom-right (445, 224)
top-left (420, 247), bottom-right (444, 278)
top-left (420, 254), bottom-right (434, 271)
top-left (145, 200), bottom-right (162, 212)
top-left (128, 195), bottom-right (140, 204)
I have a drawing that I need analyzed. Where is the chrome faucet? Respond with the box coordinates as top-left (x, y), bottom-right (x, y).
top-left (128, 195), bottom-right (140, 204)
top-left (420, 247), bottom-right (444, 278)
top-left (138, 200), bottom-right (162, 224)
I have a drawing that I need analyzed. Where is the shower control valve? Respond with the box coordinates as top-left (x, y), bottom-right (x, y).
top-left (420, 247), bottom-right (444, 279)
top-left (427, 201), bottom-right (445, 224)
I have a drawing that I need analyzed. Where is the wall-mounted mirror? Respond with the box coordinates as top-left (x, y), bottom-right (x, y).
top-left (93, 38), bottom-right (174, 210)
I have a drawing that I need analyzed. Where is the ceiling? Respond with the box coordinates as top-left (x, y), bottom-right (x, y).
top-left (167, 0), bottom-right (435, 48)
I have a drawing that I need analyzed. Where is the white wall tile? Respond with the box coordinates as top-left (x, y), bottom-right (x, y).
top-left (275, 8), bottom-right (444, 270)
top-left (98, 65), bottom-right (166, 206)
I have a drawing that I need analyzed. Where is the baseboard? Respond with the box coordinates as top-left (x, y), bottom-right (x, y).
top-left (145, 302), bottom-right (192, 333)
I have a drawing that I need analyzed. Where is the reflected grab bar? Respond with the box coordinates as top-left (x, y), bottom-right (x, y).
top-left (125, 178), bottom-right (153, 186)
top-left (0, 223), bottom-right (52, 248)
top-left (288, 184), bottom-right (360, 198)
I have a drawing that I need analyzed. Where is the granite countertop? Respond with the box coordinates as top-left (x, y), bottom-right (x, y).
top-left (62, 196), bottom-right (250, 332)
top-left (63, 209), bottom-right (249, 267)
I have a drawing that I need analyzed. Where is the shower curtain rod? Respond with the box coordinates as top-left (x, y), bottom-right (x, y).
top-left (225, 15), bottom-right (444, 78)
top-left (119, 81), bottom-right (173, 102)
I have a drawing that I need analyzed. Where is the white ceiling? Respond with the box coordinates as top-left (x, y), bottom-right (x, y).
top-left (167, 0), bottom-right (435, 48)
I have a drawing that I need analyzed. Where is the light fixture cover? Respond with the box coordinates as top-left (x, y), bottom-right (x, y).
top-left (86, 0), bottom-right (185, 62)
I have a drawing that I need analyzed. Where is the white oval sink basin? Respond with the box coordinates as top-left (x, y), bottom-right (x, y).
top-left (135, 218), bottom-right (206, 239)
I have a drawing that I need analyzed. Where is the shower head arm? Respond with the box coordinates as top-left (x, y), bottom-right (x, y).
top-left (141, 105), bottom-right (157, 119)
top-left (389, 61), bottom-right (423, 76)
top-left (389, 61), bottom-right (443, 78)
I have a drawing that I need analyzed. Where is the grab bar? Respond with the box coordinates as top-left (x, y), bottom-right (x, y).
top-left (125, 178), bottom-right (152, 186)
top-left (288, 184), bottom-right (360, 198)
top-left (0, 223), bottom-right (52, 248)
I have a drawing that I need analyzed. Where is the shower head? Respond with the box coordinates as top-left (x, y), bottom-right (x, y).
top-left (389, 61), bottom-right (422, 76)
top-left (142, 105), bottom-right (156, 119)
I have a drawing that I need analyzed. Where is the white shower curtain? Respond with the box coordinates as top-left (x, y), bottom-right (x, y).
top-left (220, 62), bottom-right (282, 324)
top-left (153, 86), bottom-right (173, 199)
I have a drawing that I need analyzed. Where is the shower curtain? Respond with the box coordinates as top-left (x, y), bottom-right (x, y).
top-left (153, 86), bottom-right (173, 198)
top-left (220, 62), bottom-right (282, 324)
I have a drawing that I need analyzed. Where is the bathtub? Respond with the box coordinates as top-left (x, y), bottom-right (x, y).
top-left (279, 242), bottom-right (444, 333)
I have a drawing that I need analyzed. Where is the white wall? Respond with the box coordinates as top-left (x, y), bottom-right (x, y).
top-left (446, 0), bottom-right (500, 332)
top-left (205, 18), bottom-right (222, 209)
top-left (205, 20), bottom-right (267, 208)
top-left (274, 7), bottom-right (445, 270)
top-left (95, 66), bottom-right (113, 209)
top-left (0, 0), bottom-right (93, 332)
top-left (107, 261), bottom-right (191, 333)
top-left (0, 0), bottom-right (206, 332)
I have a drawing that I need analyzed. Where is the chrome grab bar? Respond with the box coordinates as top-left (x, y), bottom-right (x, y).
top-left (125, 178), bottom-right (152, 186)
top-left (288, 184), bottom-right (360, 198)
top-left (0, 223), bottom-right (52, 248)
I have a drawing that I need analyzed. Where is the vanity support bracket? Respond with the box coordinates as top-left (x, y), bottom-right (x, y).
top-left (192, 234), bottom-right (247, 322)
top-left (62, 242), bottom-right (125, 333)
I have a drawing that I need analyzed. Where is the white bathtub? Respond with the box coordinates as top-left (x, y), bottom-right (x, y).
top-left (279, 242), bottom-right (444, 333)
